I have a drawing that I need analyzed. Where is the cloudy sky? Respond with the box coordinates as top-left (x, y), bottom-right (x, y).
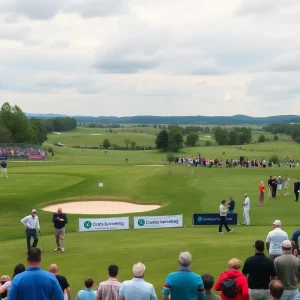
top-left (0, 0), bottom-right (300, 117)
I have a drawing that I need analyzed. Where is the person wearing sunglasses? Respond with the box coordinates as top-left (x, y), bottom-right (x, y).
top-left (21, 209), bottom-right (40, 250)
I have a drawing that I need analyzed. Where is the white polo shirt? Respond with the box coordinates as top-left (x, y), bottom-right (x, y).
top-left (243, 197), bottom-right (250, 211)
top-left (266, 228), bottom-right (288, 255)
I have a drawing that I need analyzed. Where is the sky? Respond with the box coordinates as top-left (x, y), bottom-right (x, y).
top-left (0, 0), bottom-right (300, 117)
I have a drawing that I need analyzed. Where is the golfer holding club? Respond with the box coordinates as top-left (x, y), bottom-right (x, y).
top-left (21, 209), bottom-right (40, 250)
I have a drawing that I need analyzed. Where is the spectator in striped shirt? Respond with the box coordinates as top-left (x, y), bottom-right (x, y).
top-left (97, 265), bottom-right (121, 300)
top-left (162, 251), bottom-right (206, 300)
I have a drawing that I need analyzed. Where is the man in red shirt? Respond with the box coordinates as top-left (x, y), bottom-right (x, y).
top-left (259, 181), bottom-right (265, 206)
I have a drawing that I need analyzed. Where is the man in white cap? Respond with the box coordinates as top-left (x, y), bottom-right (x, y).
top-left (21, 209), bottom-right (40, 250)
top-left (119, 262), bottom-right (157, 300)
top-left (274, 240), bottom-right (300, 300)
top-left (266, 220), bottom-right (288, 261)
top-left (242, 193), bottom-right (250, 225)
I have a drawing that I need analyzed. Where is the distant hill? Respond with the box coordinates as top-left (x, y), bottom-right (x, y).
top-left (27, 113), bottom-right (300, 125)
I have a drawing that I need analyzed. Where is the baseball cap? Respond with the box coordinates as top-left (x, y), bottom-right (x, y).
top-left (279, 176), bottom-right (281, 178)
top-left (32, 209), bottom-right (37, 213)
top-left (132, 262), bottom-right (146, 277)
top-left (282, 240), bottom-right (292, 249)
top-left (273, 220), bottom-right (281, 226)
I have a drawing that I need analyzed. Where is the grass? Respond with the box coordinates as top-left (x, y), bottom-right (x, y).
top-left (1, 128), bottom-right (300, 295)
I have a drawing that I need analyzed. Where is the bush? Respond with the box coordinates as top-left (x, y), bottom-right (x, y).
top-left (48, 146), bottom-right (53, 153)
top-left (270, 154), bottom-right (279, 164)
top-left (258, 134), bottom-right (266, 143)
top-left (274, 135), bottom-right (279, 141)
top-left (295, 137), bottom-right (300, 144)
top-left (206, 140), bottom-right (212, 146)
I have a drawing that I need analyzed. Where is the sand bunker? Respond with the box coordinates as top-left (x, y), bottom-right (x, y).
top-left (90, 134), bottom-right (103, 136)
top-left (54, 132), bottom-right (62, 135)
top-left (135, 165), bottom-right (164, 167)
top-left (42, 201), bottom-right (161, 214)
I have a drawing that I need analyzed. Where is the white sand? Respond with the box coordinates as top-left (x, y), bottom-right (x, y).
top-left (90, 134), bottom-right (103, 136)
top-left (54, 132), bottom-right (62, 134)
top-left (204, 135), bottom-right (211, 138)
top-left (135, 165), bottom-right (165, 167)
top-left (42, 201), bottom-right (161, 214)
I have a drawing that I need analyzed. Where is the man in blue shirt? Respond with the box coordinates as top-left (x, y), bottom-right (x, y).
top-left (8, 247), bottom-right (64, 300)
top-left (162, 251), bottom-right (206, 300)
top-left (1, 161), bottom-right (8, 178)
top-left (291, 228), bottom-right (300, 257)
top-left (228, 197), bottom-right (235, 213)
top-left (75, 278), bottom-right (96, 300)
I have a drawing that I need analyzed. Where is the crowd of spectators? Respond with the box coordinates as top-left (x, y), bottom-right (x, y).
top-left (1, 235), bottom-right (300, 300)
top-left (0, 146), bottom-right (47, 159)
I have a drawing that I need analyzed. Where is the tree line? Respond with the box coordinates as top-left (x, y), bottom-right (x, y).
top-left (0, 102), bottom-right (77, 145)
top-left (263, 124), bottom-right (300, 143)
top-left (212, 127), bottom-right (252, 146)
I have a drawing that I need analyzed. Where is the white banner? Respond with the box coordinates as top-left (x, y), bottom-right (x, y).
top-left (134, 215), bottom-right (183, 229)
top-left (78, 217), bottom-right (129, 232)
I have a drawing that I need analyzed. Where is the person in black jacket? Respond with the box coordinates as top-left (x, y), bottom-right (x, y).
top-left (268, 176), bottom-right (273, 199)
top-left (294, 179), bottom-right (300, 202)
top-left (52, 208), bottom-right (68, 252)
top-left (271, 177), bottom-right (278, 198)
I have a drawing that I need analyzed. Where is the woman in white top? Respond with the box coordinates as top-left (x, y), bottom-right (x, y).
top-left (0, 264), bottom-right (26, 299)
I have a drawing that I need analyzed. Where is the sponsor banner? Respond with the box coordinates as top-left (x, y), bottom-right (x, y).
top-left (134, 215), bottom-right (183, 229)
top-left (29, 155), bottom-right (45, 160)
top-left (0, 155), bottom-right (8, 160)
top-left (78, 217), bottom-right (129, 232)
top-left (193, 213), bottom-right (238, 225)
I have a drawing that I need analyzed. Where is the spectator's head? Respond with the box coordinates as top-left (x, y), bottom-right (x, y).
top-left (229, 197), bottom-right (233, 201)
top-left (84, 278), bottom-right (94, 289)
top-left (132, 262), bottom-right (146, 278)
top-left (12, 264), bottom-right (26, 279)
top-left (244, 193), bottom-right (247, 198)
top-left (27, 247), bottom-right (41, 266)
top-left (57, 208), bottom-right (62, 214)
top-left (202, 274), bottom-right (215, 292)
top-left (179, 251), bottom-right (192, 267)
top-left (49, 264), bottom-right (58, 275)
top-left (254, 240), bottom-right (265, 253)
top-left (108, 265), bottom-right (118, 278)
top-left (228, 258), bottom-right (242, 270)
top-left (269, 280), bottom-right (284, 299)
top-left (273, 220), bottom-right (281, 229)
top-left (0, 275), bottom-right (10, 285)
top-left (261, 181), bottom-right (264, 184)
top-left (281, 240), bottom-right (292, 253)
top-left (221, 200), bottom-right (226, 205)
top-left (31, 209), bottom-right (37, 217)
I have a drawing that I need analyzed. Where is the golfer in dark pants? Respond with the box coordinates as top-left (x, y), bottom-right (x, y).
top-left (219, 200), bottom-right (233, 234)
top-left (295, 179), bottom-right (300, 202)
top-left (21, 209), bottom-right (40, 250)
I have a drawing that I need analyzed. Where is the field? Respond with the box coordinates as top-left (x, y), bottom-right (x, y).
top-left (1, 128), bottom-right (300, 295)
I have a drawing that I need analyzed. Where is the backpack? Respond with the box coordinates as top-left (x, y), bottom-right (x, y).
top-left (221, 276), bottom-right (239, 297)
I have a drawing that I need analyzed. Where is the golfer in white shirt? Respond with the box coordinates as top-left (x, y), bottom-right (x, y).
top-left (242, 193), bottom-right (250, 225)
top-left (21, 209), bottom-right (40, 250)
top-left (266, 220), bottom-right (288, 261)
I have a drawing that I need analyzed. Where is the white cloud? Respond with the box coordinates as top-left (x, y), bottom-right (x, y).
top-left (0, 0), bottom-right (300, 116)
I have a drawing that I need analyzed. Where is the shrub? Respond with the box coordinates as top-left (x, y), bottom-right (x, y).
top-left (48, 146), bottom-right (53, 153)
top-left (270, 154), bottom-right (279, 164)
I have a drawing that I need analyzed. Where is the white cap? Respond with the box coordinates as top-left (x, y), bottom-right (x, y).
top-left (273, 220), bottom-right (281, 226)
top-left (279, 176), bottom-right (281, 178)
top-left (132, 262), bottom-right (146, 277)
top-left (282, 240), bottom-right (292, 249)
top-left (32, 209), bottom-right (37, 213)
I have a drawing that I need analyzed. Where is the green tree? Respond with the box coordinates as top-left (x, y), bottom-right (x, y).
top-left (258, 134), bottom-right (266, 143)
top-left (0, 127), bottom-right (11, 143)
top-left (205, 140), bottom-right (212, 146)
top-left (131, 141), bottom-right (136, 149)
top-left (274, 135), bottom-right (279, 141)
top-left (228, 130), bottom-right (238, 145)
top-left (270, 154), bottom-right (279, 163)
top-left (168, 125), bottom-right (184, 152)
top-left (213, 127), bottom-right (229, 145)
top-left (124, 138), bottom-right (132, 150)
top-left (48, 146), bottom-right (54, 153)
top-left (103, 139), bottom-right (111, 149)
top-left (204, 127), bottom-right (210, 133)
top-left (186, 132), bottom-right (199, 147)
top-left (155, 129), bottom-right (169, 152)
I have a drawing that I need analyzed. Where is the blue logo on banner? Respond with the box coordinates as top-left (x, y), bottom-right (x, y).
top-left (193, 213), bottom-right (238, 225)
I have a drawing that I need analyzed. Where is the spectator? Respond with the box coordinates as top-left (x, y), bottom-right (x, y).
top-left (119, 262), bottom-right (157, 300)
top-left (49, 264), bottom-right (71, 300)
top-left (0, 275), bottom-right (10, 299)
top-left (215, 258), bottom-right (249, 300)
top-left (259, 181), bottom-right (265, 206)
top-left (76, 278), bottom-right (97, 300)
top-left (202, 274), bottom-right (220, 300)
top-left (228, 197), bottom-right (235, 214)
top-left (8, 247), bottom-right (64, 300)
top-left (162, 251), bottom-right (206, 300)
top-left (291, 227), bottom-right (300, 257)
top-left (266, 220), bottom-right (288, 261)
top-left (277, 177), bottom-right (283, 196)
top-left (274, 240), bottom-right (300, 300)
top-left (97, 265), bottom-right (121, 300)
top-left (242, 194), bottom-right (251, 226)
top-left (242, 240), bottom-right (277, 300)
top-left (269, 280), bottom-right (284, 300)
top-left (0, 264), bottom-right (25, 299)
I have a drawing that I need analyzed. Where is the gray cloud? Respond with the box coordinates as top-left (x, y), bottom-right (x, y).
top-left (0, 0), bottom-right (126, 21)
